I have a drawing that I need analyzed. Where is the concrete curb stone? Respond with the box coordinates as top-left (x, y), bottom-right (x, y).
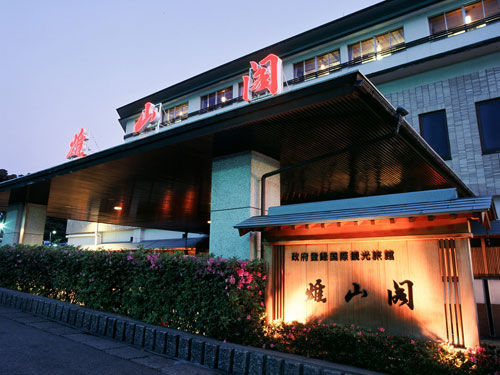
top-left (0, 288), bottom-right (381, 375)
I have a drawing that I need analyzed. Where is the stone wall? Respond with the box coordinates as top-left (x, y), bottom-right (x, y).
top-left (383, 66), bottom-right (500, 197)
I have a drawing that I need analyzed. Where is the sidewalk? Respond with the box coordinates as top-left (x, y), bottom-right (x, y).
top-left (0, 306), bottom-right (218, 375)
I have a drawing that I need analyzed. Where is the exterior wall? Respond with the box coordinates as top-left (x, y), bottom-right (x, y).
top-left (66, 219), bottom-right (195, 250)
top-left (272, 237), bottom-right (478, 347)
top-left (3, 203), bottom-right (46, 246)
top-left (381, 63), bottom-right (500, 198)
top-left (210, 151), bottom-right (280, 259)
top-left (122, 1), bottom-right (500, 140)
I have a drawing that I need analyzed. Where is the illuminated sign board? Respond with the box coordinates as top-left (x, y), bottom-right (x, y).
top-left (242, 53), bottom-right (283, 102)
top-left (66, 128), bottom-right (88, 159)
top-left (134, 102), bottom-right (161, 134)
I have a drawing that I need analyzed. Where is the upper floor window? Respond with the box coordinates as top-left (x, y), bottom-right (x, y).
top-left (164, 102), bottom-right (188, 125)
top-left (348, 28), bottom-right (404, 62)
top-left (200, 86), bottom-right (233, 110)
top-left (476, 98), bottom-right (500, 154)
top-left (419, 110), bottom-right (452, 160)
top-left (429, 0), bottom-right (500, 35)
top-left (293, 50), bottom-right (340, 79)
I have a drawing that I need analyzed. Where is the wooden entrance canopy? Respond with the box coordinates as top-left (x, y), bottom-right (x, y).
top-left (0, 72), bottom-right (473, 233)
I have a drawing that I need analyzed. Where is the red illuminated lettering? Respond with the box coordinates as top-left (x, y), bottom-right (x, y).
top-left (66, 128), bottom-right (87, 159)
top-left (242, 54), bottom-right (283, 103)
top-left (134, 102), bottom-right (160, 134)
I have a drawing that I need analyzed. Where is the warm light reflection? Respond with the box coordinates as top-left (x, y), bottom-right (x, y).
top-left (113, 206), bottom-right (122, 211)
top-left (183, 189), bottom-right (196, 214)
top-left (284, 288), bottom-right (307, 323)
top-left (465, 15), bottom-right (472, 24)
top-left (277, 240), bottom-right (477, 347)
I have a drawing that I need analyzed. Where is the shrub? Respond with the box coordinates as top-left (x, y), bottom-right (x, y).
top-left (261, 321), bottom-right (499, 375)
top-left (0, 244), bottom-right (498, 374)
top-left (0, 244), bottom-right (266, 343)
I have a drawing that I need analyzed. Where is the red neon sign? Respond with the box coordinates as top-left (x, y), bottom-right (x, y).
top-left (242, 54), bottom-right (283, 103)
top-left (134, 102), bottom-right (160, 134)
top-left (66, 128), bottom-right (87, 159)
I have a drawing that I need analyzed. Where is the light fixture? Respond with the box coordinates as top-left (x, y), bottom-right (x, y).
top-left (465, 15), bottom-right (471, 24)
top-left (114, 206), bottom-right (123, 211)
top-left (0, 223), bottom-right (4, 230)
top-left (52, 230), bottom-right (57, 234)
top-left (320, 64), bottom-right (326, 70)
top-left (221, 97), bottom-right (227, 103)
top-left (377, 44), bottom-right (382, 52)
top-left (207, 220), bottom-right (211, 224)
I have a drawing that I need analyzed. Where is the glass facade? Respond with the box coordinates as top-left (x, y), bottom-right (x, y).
top-left (293, 50), bottom-right (340, 79)
top-left (348, 28), bottom-right (404, 62)
top-left (201, 86), bottom-right (233, 110)
top-left (429, 0), bottom-right (500, 35)
top-left (164, 102), bottom-right (188, 125)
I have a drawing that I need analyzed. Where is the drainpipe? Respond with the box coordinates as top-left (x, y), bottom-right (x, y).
top-left (258, 106), bottom-right (407, 258)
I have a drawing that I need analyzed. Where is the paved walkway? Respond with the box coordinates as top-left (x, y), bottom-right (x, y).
top-left (0, 306), bottom-right (219, 375)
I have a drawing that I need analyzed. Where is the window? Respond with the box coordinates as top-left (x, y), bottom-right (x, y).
top-left (476, 98), bottom-right (500, 154)
top-left (419, 110), bottom-right (452, 160)
top-left (429, 0), bottom-right (500, 35)
top-left (200, 86), bottom-right (233, 110)
top-left (164, 102), bottom-right (188, 125)
top-left (293, 50), bottom-right (340, 79)
top-left (348, 28), bottom-right (404, 62)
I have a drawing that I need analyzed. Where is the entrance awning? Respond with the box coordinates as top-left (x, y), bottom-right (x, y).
top-left (235, 194), bottom-right (494, 236)
top-left (0, 72), bottom-right (474, 233)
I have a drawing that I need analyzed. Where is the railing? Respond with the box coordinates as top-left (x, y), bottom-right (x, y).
top-left (124, 11), bottom-right (500, 141)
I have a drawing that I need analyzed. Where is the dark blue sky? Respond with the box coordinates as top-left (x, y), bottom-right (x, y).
top-left (0, 0), bottom-right (380, 175)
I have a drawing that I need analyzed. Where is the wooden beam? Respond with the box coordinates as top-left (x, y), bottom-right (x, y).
top-left (481, 237), bottom-right (489, 275)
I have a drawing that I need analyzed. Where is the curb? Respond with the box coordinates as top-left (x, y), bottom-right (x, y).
top-left (0, 288), bottom-right (381, 375)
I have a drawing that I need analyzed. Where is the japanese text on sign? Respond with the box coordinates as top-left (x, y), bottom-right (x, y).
top-left (134, 102), bottom-right (161, 134)
top-left (66, 128), bottom-right (88, 159)
top-left (242, 54), bottom-right (283, 102)
top-left (292, 250), bottom-right (395, 262)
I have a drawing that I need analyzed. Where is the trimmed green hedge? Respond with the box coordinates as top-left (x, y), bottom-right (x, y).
top-left (0, 244), bottom-right (266, 344)
top-left (0, 244), bottom-right (498, 374)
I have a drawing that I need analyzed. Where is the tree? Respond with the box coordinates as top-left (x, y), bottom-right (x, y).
top-left (0, 169), bottom-right (17, 182)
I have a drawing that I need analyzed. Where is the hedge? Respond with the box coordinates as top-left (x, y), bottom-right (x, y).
top-left (0, 244), bottom-right (498, 374)
top-left (0, 244), bottom-right (266, 344)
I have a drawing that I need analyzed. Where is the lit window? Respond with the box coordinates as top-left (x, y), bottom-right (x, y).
top-left (419, 110), bottom-right (452, 160)
top-left (164, 102), bottom-right (188, 125)
top-left (428, 1), bottom-right (500, 36)
top-left (476, 98), bottom-right (500, 154)
top-left (293, 49), bottom-right (340, 79)
top-left (348, 28), bottom-right (404, 62)
top-left (201, 86), bottom-right (233, 110)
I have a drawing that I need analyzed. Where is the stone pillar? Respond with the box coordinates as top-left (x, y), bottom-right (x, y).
top-left (209, 151), bottom-right (280, 259)
top-left (3, 202), bottom-right (47, 245)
